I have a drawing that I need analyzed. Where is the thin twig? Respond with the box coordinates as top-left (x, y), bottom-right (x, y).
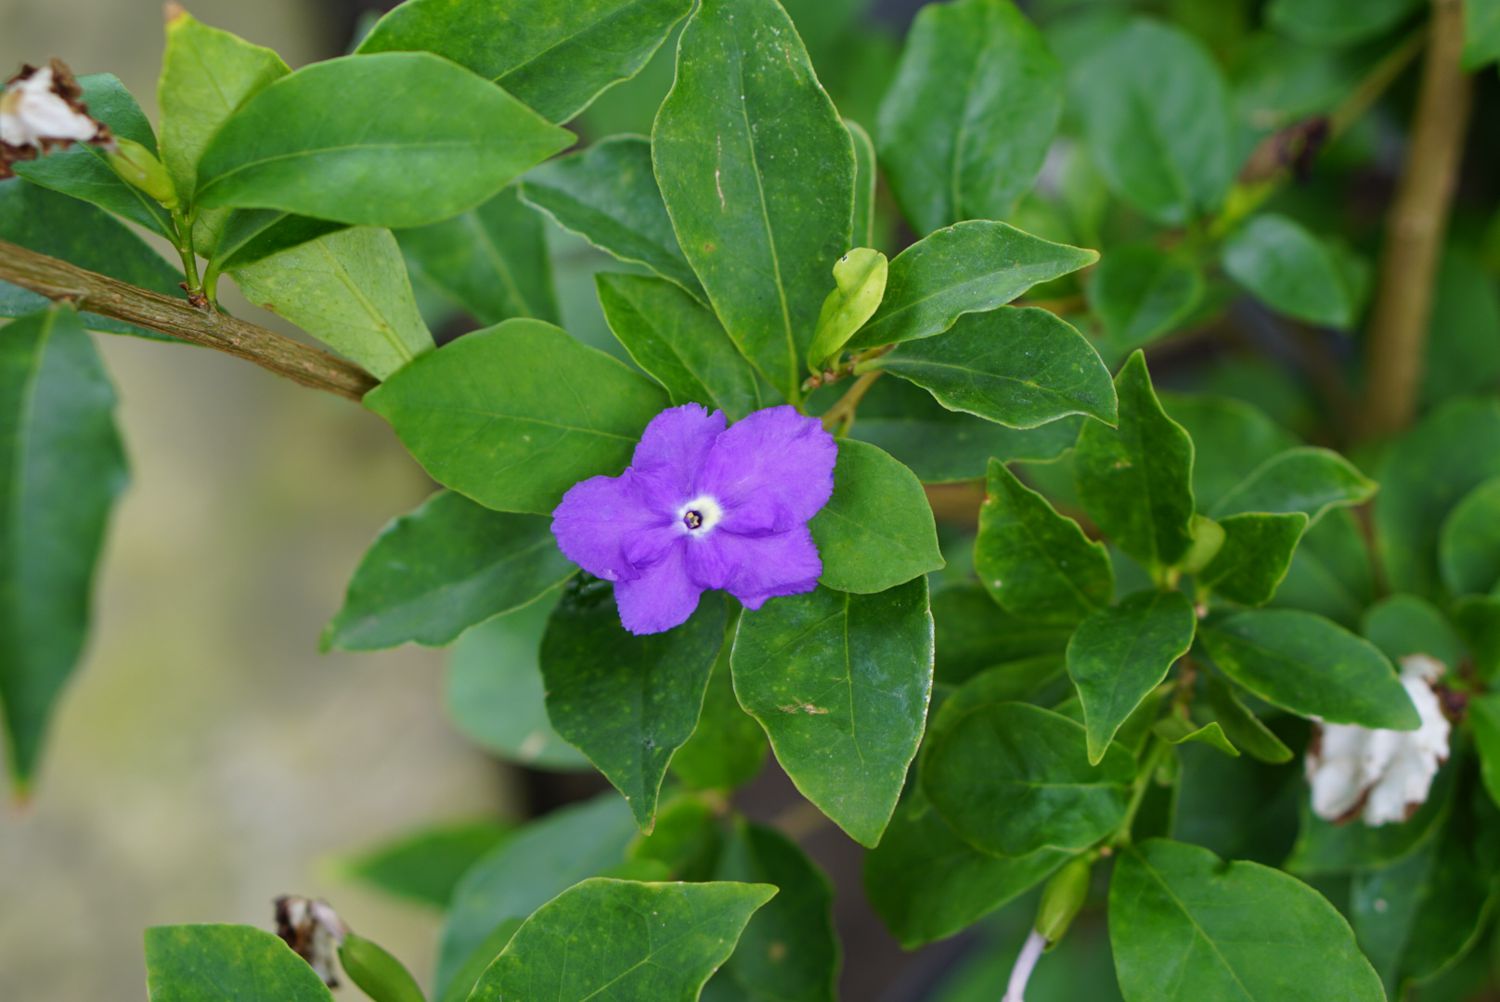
top-left (820, 369), bottom-right (883, 432)
top-left (0, 239), bottom-right (377, 401)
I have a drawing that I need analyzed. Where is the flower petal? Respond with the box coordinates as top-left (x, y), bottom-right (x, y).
top-left (552, 472), bottom-right (672, 582)
top-left (614, 543), bottom-right (701, 635)
top-left (695, 405), bottom-right (837, 534)
top-left (629, 403), bottom-right (726, 504)
top-left (684, 525), bottom-right (822, 610)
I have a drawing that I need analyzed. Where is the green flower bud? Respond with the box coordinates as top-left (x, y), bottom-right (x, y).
top-left (1177, 513), bottom-right (1226, 576)
top-left (337, 932), bottom-right (425, 1002)
top-left (1035, 855), bottom-right (1093, 947)
top-left (105, 136), bottom-right (178, 209)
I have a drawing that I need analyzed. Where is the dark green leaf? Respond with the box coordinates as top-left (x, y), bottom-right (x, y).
top-left (336, 819), bottom-right (511, 908)
top-left (808, 441), bottom-right (943, 594)
top-left (1439, 477), bottom-right (1500, 595)
top-left (1454, 595), bottom-right (1500, 680)
top-left (1473, 694), bottom-right (1500, 809)
top-left (365, 319), bottom-right (669, 513)
top-left (1068, 589), bottom-right (1196, 763)
top-left (540, 578), bottom-right (726, 830)
top-left (1201, 670), bottom-right (1293, 764)
top-left (653, 0), bottom-right (855, 400)
top-left (1199, 512), bottom-right (1308, 606)
top-left (847, 119), bottom-right (876, 249)
top-left (144, 925), bottom-right (333, 1001)
top-left (1272, 509), bottom-right (1375, 627)
top-left (1153, 717), bottom-right (1238, 756)
top-left (670, 627), bottom-right (768, 792)
top-left (932, 583), bottom-right (1072, 686)
top-left (1162, 394), bottom-right (1295, 512)
top-left (1087, 244), bottom-right (1203, 351)
top-left (1287, 761), bottom-right (1455, 875)
top-left (1213, 447), bottom-right (1375, 523)
top-left (1423, 251), bottom-right (1500, 405)
top-left (196, 54), bottom-right (572, 228)
top-left (1268, 0), bottom-right (1422, 47)
top-left (1222, 214), bottom-right (1357, 327)
top-left (1361, 594), bottom-right (1464, 670)
top-left (732, 579), bottom-right (934, 847)
top-left (210, 211), bottom-right (345, 273)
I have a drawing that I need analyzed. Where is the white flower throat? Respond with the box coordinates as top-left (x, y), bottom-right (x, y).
top-left (678, 495), bottom-right (723, 536)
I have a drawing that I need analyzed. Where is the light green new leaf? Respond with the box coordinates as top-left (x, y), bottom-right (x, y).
top-left (359, 0), bottom-right (693, 123)
top-left (869, 308), bottom-right (1116, 428)
top-left (335, 819), bottom-right (512, 909)
top-left (1072, 19), bottom-right (1234, 225)
top-left (670, 626), bottom-right (768, 792)
top-left (1213, 446), bottom-right (1376, 523)
top-left (850, 222), bottom-right (1098, 350)
top-left (1465, 0), bottom-right (1500, 68)
top-left (1109, 839), bottom-right (1385, 1002)
top-left (847, 119), bottom-right (876, 249)
top-left (231, 226), bottom-right (433, 380)
top-left (732, 579), bottom-right (933, 847)
top-left (397, 186), bottom-right (558, 325)
top-left (876, 0), bottom-right (1062, 232)
top-left (1222, 214), bottom-right (1357, 328)
top-left (365, 319), bottom-right (669, 513)
top-left (653, 0), bottom-right (855, 400)
top-left (1087, 244), bottom-right (1203, 350)
top-left (808, 441), bottom-right (943, 594)
top-left (1075, 351), bottom-right (1195, 569)
top-left (807, 249), bottom-right (888, 371)
top-left (196, 54), bottom-right (573, 228)
top-left (0, 308), bottom-right (127, 791)
top-left (1199, 512), bottom-right (1308, 606)
top-left (324, 491), bottom-right (574, 651)
top-left (339, 933), bottom-right (425, 1002)
top-left (1439, 477), bottom-right (1500, 595)
top-left (520, 137), bottom-right (704, 300)
top-left (923, 701), bottom-right (1135, 856)
top-left (1268, 0), bottom-right (1422, 47)
top-left (1202, 670), bottom-right (1292, 764)
top-left (1069, 590), bottom-right (1196, 763)
top-left (974, 459), bottom-right (1113, 625)
top-left (144, 925), bottom-right (334, 1002)
top-left (1200, 609), bottom-right (1419, 730)
top-left (469, 879), bottom-right (774, 1002)
top-left (540, 579), bottom-right (726, 831)
top-left (596, 272), bottom-right (765, 421)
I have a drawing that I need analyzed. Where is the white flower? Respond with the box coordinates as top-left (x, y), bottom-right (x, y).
top-left (0, 60), bottom-right (108, 177)
top-left (1306, 654), bottom-right (1451, 827)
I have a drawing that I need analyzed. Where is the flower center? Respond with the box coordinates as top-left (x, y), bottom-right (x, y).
top-left (678, 495), bottom-right (722, 536)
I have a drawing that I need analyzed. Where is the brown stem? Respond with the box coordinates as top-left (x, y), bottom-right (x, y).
top-left (0, 239), bottom-right (377, 401)
top-left (1356, 0), bottom-right (1473, 439)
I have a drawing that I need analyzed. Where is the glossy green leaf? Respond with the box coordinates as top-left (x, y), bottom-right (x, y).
top-left (732, 579), bottom-right (934, 847)
top-left (1268, 0), bottom-right (1421, 47)
top-left (231, 226), bottom-right (433, 379)
top-left (1361, 594), bottom-right (1464, 669)
top-left (975, 459), bottom-right (1112, 625)
top-left (0, 308), bottom-right (126, 791)
top-left (1199, 512), bottom-right (1308, 606)
top-left (397, 186), bottom-right (558, 325)
top-left (808, 441), bottom-right (943, 594)
top-left (847, 119), bottom-right (876, 248)
top-left (1088, 244), bottom-right (1203, 350)
top-left (336, 819), bottom-right (512, 909)
top-left (1109, 839), bottom-right (1385, 1002)
top-left (924, 701), bottom-right (1135, 856)
top-left (1072, 18), bottom-right (1233, 225)
top-left (869, 308), bottom-right (1116, 429)
top-left (596, 272), bottom-right (765, 421)
top-left (540, 578), bottom-right (726, 830)
top-left (1464, 0), bottom-right (1500, 67)
top-left (1153, 717), bottom-right (1238, 757)
top-left (1200, 609), bottom-right (1419, 730)
top-left (1068, 590), bottom-right (1196, 763)
top-left (1201, 671), bottom-right (1293, 764)
top-left (932, 583), bottom-right (1072, 686)
top-left (849, 222), bottom-right (1098, 351)
top-left (1222, 214), bottom-right (1357, 328)
top-left (359, 0), bottom-right (693, 123)
top-left (196, 54), bottom-right (572, 228)
top-left (144, 925), bottom-right (334, 1001)
top-left (1472, 694), bottom-right (1500, 809)
top-left (670, 627), bottom-right (768, 792)
top-left (876, 0), bottom-right (1062, 232)
top-left (1439, 477), bottom-right (1500, 595)
top-left (807, 249), bottom-right (888, 371)
top-left (324, 491), bottom-right (574, 651)
top-left (469, 878), bottom-right (774, 1002)
top-left (365, 319), bottom-right (669, 513)
top-left (653, 0), bottom-right (855, 400)
top-left (1075, 351), bottom-right (1195, 569)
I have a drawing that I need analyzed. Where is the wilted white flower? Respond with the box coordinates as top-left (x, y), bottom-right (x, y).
top-left (1306, 654), bottom-right (1451, 827)
top-left (0, 60), bottom-right (109, 178)
top-left (274, 895), bottom-right (346, 987)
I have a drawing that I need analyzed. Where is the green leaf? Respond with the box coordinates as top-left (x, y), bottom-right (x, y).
top-left (519, 136), bottom-right (704, 300)
top-left (231, 226), bottom-right (433, 380)
top-left (1361, 594), bottom-right (1464, 669)
top-left (932, 583), bottom-right (1072, 686)
top-left (397, 186), bottom-right (558, 325)
top-left (1153, 717), bottom-right (1238, 757)
top-left (876, 0), bottom-right (1062, 233)
top-left (595, 273), bottom-right (765, 421)
top-left (365, 319), bottom-right (669, 513)
top-left (975, 459), bottom-right (1113, 625)
top-left (440, 921), bottom-right (523, 1002)
top-left (732, 579), bottom-right (934, 847)
top-left (849, 222), bottom-right (1098, 351)
top-left (670, 626), bottom-right (768, 792)
top-left (0, 308), bottom-right (127, 791)
top-left (1201, 670), bottom-right (1293, 764)
top-left (1268, 0), bottom-right (1422, 47)
top-left (1273, 509), bottom-right (1375, 627)
top-left (808, 441), bottom-right (943, 594)
top-left (1423, 251), bottom-right (1500, 405)
top-left (324, 491), bottom-right (574, 650)
top-left (209, 211), bottom-right (345, 273)
top-left (446, 596), bottom-right (590, 770)
top-left (540, 578), bottom-right (727, 830)
top-left (1088, 244), bottom-right (1203, 350)
top-left (924, 701), bottom-right (1136, 855)
top-left (335, 819), bottom-right (512, 908)
top-left (847, 119), bottom-right (876, 249)
top-left (1439, 477), bottom-right (1500, 595)
top-left (1163, 394), bottom-right (1296, 512)
top-left (1465, 0), bottom-right (1500, 67)
top-left (438, 794), bottom-right (638, 990)
top-left (359, 0), bottom-right (693, 123)
top-left (708, 822), bottom-right (838, 1002)
top-left (807, 249), bottom-right (888, 371)
top-left (869, 308), bottom-right (1116, 429)
top-left (339, 933), bottom-right (425, 1002)
top-left (1222, 214), bottom-right (1357, 328)
top-left (629, 796), bottom-right (721, 880)
top-left (1075, 351), bottom-right (1196, 569)
top-left (144, 925), bottom-right (334, 1001)
top-left (469, 878), bottom-right (774, 1002)
top-left (1472, 694), bottom-right (1500, 809)
top-left (1199, 512), bottom-right (1308, 606)
top-left (1454, 595), bottom-right (1500, 680)
top-left (196, 53), bottom-right (572, 228)
top-left (1068, 590), bottom-right (1197, 763)
top-left (653, 0), bottom-right (855, 400)
top-left (865, 792), bottom-right (1069, 948)
top-left (1072, 18), bottom-right (1233, 225)
top-left (1287, 761), bottom-right (1456, 875)
top-left (1200, 609), bottom-right (1419, 729)
top-left (1109, 839), bottom-right (1385, 1002)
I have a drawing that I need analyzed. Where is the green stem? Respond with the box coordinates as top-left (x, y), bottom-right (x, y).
top-left (1112, 738), bottom-right (1170, 848)
top-left (170, 207), bottom-right (203, 299)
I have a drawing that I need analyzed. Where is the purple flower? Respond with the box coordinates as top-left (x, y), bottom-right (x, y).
top-left (551, 404), bottom-right (837, 635)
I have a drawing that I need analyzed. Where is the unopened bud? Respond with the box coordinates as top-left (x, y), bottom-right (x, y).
top-left (1177, 514), bottom-right (1225, 576)
top-left (1035, 855), bottom-right (1092, 947)
top-left (337, 932), bottom-right (426, 1002)
top-left (106, 136), bottom-right (178, 208)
